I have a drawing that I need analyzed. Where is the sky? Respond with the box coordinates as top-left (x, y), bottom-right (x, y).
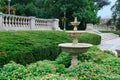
top-left (97, 0), bottom-right (117, 19)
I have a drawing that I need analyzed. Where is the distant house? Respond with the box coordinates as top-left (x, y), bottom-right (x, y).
top-left (100, 18), bottom-right (110, 25)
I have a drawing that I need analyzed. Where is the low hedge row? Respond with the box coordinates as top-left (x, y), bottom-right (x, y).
top-left (100, 30), bottom-right (120, 36)
top-left (0, 31), bottom-right (101, 67)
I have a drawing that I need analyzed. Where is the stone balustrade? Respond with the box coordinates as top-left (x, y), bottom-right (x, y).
top-left (87, 24), bottom-right (116, 31)
top-left (0, 13), bottom-right (60, 31)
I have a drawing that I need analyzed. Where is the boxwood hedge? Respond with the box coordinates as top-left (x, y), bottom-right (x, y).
top-left (100, 30), bottom-right (120, 36)
top-left (0, 31), bottom-right (101, 67)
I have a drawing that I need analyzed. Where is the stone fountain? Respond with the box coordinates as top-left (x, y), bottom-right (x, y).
top-left (59, 17), bottom-right (92, 66)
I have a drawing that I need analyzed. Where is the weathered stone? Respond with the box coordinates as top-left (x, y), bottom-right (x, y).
top-left (116, 49), bottom-right (120, 57)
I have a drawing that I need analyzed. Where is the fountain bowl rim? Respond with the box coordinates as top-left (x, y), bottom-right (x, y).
top-left (58, 43), bottom-right (93, 48)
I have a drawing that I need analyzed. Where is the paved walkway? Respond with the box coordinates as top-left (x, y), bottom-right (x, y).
top-left (86, 26), bottom-right (120, 57)
top-left (98, 33), bottom-right (120, 57)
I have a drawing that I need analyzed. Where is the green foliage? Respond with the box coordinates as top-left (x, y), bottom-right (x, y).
top-left (111, 0), bottom-right (120, 30)
top-left (0, 0), bottom-right (6, 12)
top-left (67, 62), bottom-right (120, 79)
top-left (0, 31), bottom-right (71, 67)
top-left (55, 52), bottom-right (72, 67)
top-left (27, 60), bottom-right (56, 76)
top-left (95, 0), bottom-right (110, 9)
top-left (1, 46), bottom-right (120, 80)
top-left (10, 0), bottom-right (110, 30)
top-left (116, 19), bottom-right (120, 30)
top-left (100, 30), bottom-right (120, 36)
top-left (0, 31), bottom-right (101, 67)
top-left (0, 60), bottom-right (71, 80)
top-left (78, 32), bottom-right (101, 45)
top-left (0, 31), bottom-right (100, 67)
top-left (78, 46), bottom-right (114, 63)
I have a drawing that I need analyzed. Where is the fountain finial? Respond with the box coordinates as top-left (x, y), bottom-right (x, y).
top-left (71, 17), bottom-right (80, 31)
top-left (74, 17), bottom-right (77, 22)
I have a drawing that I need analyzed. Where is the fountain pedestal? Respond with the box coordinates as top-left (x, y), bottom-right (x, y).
top-left (59, 17), bottom-right (92, 66)
top-left (71, 53), bottom-right (78, 66)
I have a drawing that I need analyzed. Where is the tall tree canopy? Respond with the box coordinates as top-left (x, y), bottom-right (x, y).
top-left (111, 0), bottom-right (120, 30)
top-left (94, 0), bottom-right (110, 9)
top-left (1, 0), bottom-right (110, 30)
top-left (0, 0), bottom-right (6, 12)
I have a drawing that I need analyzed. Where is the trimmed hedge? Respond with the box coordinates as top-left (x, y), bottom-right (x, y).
top-left (78, 32), bottom-right (101, 45)
top-left (0, 31), bottom-right (101, 67)
top-left (100, 30), bottom-right (120, 36)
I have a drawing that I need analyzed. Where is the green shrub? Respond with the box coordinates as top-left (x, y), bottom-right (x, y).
top-left (78, 46), bottom-right (114, 63)
top-left (1, 45), bottom-right (120, 80)
top-left (68, 62), bottom-right (120, 80)
top-left (0, 61), bottom-right (27, 80)
top-left (27, 60), bottom-right (56, 76)
top-left (0, 31), bottom-right (101, 67)
top-left (78, 32), bottom-right (101, 45)
top-left (0, 60), bottom-right (71, 80)
top-left (55, 52), bottom-right (72, 67)
top-left (100, 30), bottom-right (120, 36)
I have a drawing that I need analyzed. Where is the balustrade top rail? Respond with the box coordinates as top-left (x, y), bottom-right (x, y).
top-left (0, 13), bottom-right (60, 31)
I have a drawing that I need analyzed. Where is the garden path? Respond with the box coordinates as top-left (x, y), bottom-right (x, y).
top-left (98, 33), bottom-right (120, 57)
top-left (86, 25), bottom-right (120, 57)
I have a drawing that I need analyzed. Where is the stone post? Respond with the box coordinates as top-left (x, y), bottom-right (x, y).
top-left (30, 16), bottom-right (36, 30)
top-left (52, 19), bottom-right (60, 30)
top-left (0, 12), bottom-right (3, 30)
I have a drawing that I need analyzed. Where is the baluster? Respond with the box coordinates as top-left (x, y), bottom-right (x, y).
top-left (21, 17), bottom-right (23, 27)
top-left (35, 19), bottom-right (36, 28)
top-left (5, 16), bottom-right (7, 27)
top-left (39, 20), bottom-right (41, 28)
top-left (25, 18), bottom-right (29, 28)
top-left (21, 18), bottom-right (23, 27)
top-left (36, 20), bottom-right (38, 29)
top-left (28, 18), bottom-right (30, 28)
top-left (39, 20), bottom-right (42, 26)
top-left (26, 19), bottom-right (29, 27)
top-left (38, 20), bottom-right (39, 28)
top-left (6, 16), bottom-right (9, 27)
top-left (23, 18), bottom-right (25, 27)
top-left (16, 17), bottom-right (18, 27)
top-left (18, 18), bottom-right (20, 27)
top-left (15, 17), bottom-right (17, 27)
top-left (19, 18), bottom-right (21, 27)
top-left (38, 20), bottom-right (39, 29)
top-left (25, 18), bottom-right (27, 27)
top-left (13, 17), bottom-right (16, 30)
top-left (17, 17), bottom-right (19, 27)
top-left (13, 17), bottom-right (15, 30)
top-left (2, 16), bottom-right (5, 27)
top-left (24, 18), bottom-right (27, 27)
top-left (9, 16), bottom-right (11, 27)
top-left (11, 16), bottom-right (14, 27)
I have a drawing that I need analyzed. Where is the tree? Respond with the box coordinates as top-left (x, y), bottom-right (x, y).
top-left (0, 0), bottom-right (6, 12)
top-left (10, 0), bottom-right (110, 30)
top-left (94, 0), bottom-right (110, 9)
top-left (111, 0), bottom-right (120, 30)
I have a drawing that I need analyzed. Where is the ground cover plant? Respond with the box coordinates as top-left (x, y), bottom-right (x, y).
top-left (0, 46), bottom-right (120, 80)
top-left (100, 30), bottom-right (120, 36)
top-left (0, 31), bottom-right (101, 67)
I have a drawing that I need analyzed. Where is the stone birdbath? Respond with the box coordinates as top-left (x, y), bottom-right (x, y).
top-left (59, 17), bottom-right (92, 66)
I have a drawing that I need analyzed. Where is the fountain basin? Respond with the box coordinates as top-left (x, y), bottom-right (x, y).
top-left (66, 31), bottom-right (86, 37)
top-left (59, 43), bottom-right (92, 53)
